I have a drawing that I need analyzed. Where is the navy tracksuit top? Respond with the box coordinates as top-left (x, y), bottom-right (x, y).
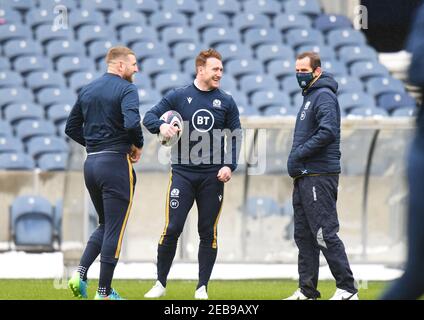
top-left (143, 82), bottom-right (242, 172)
top-left (287, 72), bottom-right (341, 178)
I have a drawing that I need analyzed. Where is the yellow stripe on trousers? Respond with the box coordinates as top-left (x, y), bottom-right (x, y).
top-left (212, 188), bottom-right (224, 249)
top-left (114, 154), bottom-right (134, 259)
top-left (159, 170), bottom-right (173, 245)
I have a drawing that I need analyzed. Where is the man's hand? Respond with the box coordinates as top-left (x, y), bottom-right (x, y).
top-left (130, 145), bottom-right (142, 163)
top-left (160, 123), bottom-right (180, 139)
top-left (217, 166), bottom-right (232, 183)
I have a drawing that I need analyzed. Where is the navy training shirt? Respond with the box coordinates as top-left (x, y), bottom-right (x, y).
top-left (143, 82), bottom-right (242, 172)
top-left (65, 73), bottom-right (144, 153)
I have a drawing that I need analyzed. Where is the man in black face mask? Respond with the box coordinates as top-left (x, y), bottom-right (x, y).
top-left (284, 52), bottom-right (358, 300)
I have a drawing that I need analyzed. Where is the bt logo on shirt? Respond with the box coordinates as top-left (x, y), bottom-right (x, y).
top-left (192, 109), bottom-right (215, 132)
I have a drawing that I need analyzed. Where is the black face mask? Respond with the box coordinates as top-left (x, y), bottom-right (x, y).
top-left (296, 71), bottom-right (315, 89)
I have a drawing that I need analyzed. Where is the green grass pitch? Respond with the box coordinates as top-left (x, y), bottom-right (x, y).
top-left (0, 279), bottom-right (389, 300)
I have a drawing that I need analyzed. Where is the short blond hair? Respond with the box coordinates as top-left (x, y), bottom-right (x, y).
top-left (105, 46), bottom-right (136, 64)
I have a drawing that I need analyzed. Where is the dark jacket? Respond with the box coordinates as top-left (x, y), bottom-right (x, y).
top-left (65, 73), bottom-right (144, 153)
top-left (287, 72), bottom-right (341, 178)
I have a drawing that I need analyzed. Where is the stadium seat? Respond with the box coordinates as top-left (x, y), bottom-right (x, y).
top-left (173, 42), bottom-right (200, 64)
top-left (377, 92), bottom-right (417, 113)
top-left (47, 103), bottom-right (72, 124)
top-left (365, 76), bottom-right (406, 98)
top-left (281, 76), bottom-right (302, 96)
top-left (182, 59), bottom-right (196, 77)
top-left (338, 45), bottom-right (378, 66)
top-left (296, 44), bottom-right (336, 62)
top-left (391, 106), bottom-right (417, 117)
top-left (266, 58), bottom-right (295, 79)
top-left (121, 0), bottom-right (159, 16)
top-left (150, 11), bottom-right (187, 32)
top-left (26, 8), bottom-right (57, 30)
top-left (142, 57), bottom-right (179, 79)
top-left (350, 61), bottom-right (390, 80)
top-left (0, 57), bottom-right (10, 70)
top-left (4, 103), bottom-right (44, 125)
top-left (161, 0), bottom-right (200, 17)
top-left (321, 60), bottom-right (348, 77)
top-left (0, 24), bottom-right (30, 44)
top-left (233, 13), bottom-right (270, 34)
top-left (14, 55), bottom-right (52, 75)
top-left (154, 72), bottom-right (192, 95)
top-left (3, 39), bottom-right (43, 60)
top-left (37, 152), bottom-right (68, 171)
top-left (292, 91), bottom-right (304, 106)
top-left (0, 120), bottom-right (13, 138)
top-left (56, 55), bottom-right (94, 77)
top-left (207, 0), bottom-right (241, 17)
top-left (214, 42), bottom-right (252, 63)
top-left (219, 76), bottom-right (238, 94)
top-left (26, 71), bottom-right (65, 92)
top-left (9, 195), bottom-right (54, 250)
top-left (0, 8), bottom-right (22, 24)
top-left (255, 43), bottom-right (294, 64)
top-left (119, 25), bottom-right (156, 46)
top-left (273, 13), bottom-right (312, 33)
top-left (53, 199), bottom-right (63, 245)
top-left (0, 152), bottom-right (35, 170)
top-left (191, 11), bottom-right (230, 35)
top-left (26, 136), bottom-right (69, 159)
top-left (69, 9), bottom-right (105, 31)
top-left (137, 88), bottom-right (162, 105)
top-left (15, 119), bottom-right (56, 141)
top-left (88, 40), bottom-right (114, 64)
top-left (347, 106), bottom-right (389, 118)
top-left (243, 28), bottom-right (282, 49)
top-left (245, 196), bottom-right (281, 219)
top-left (46, 39), bottom-right (85, 62)
top-left (313, 13), bottom-right (352, 33)
top-left (242, 0), bottom-right (283, 16)
top-left (133, 74), bottom-right (153, 89)
top-left (36, 87), bottom-right (75, 108)
top-left (238, 105), bottom-right (261, 116)
top-left (0, 87), bottom-right (34, 109)
top-left (263, 106), bottom-right (298, 117)
top-left (239, 74), bottom-right (279, 97)
top-left (202, 27), bottom-right (239, 48)
top-left (108, 10), bottom-right (146, 31)
top-left (283, 0), bottom-right (322, 17)
top-left (285, 28), bottom-right (325, 49)
top-left (39, 0), bottom-right (78, 12)
top-left (226, 58), bottom-right (264, 79)
top-left (0, 136), bottom-right (24, 153)
top-left (251, 89), bottom-right (291, 111)
top-left (0, 70), bottom-right (23, 88)
top-left (35, 24), bottom-right (73, 46)
top-left (161, 26), bottom-right (198, 48)
top-left (77, 25), bottom-right (114, 46)
top-left (338, 92), bottom-right (375, 112)
top-left (80, 0), bottom-right (118, 13)
top-left (327, 28), bottom-right (367, 49)
top-left (132, 41), bottom-right (168, 62)
top-left (335, 75), bottom-right (364, 95)
top-left (68, 71), bottom-right (100, 93)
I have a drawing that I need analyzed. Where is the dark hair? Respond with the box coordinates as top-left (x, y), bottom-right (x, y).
top-left (296, 51), bottom-right (321, 70)
top-left (195, 49), bottom-right (222, 71)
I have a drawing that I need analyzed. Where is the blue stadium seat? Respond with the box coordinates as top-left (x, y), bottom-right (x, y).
top-left (233, 13), bottom-right (270, 34)
top-left (347, 107), bottom-right (389, 118)
top-left (350, 61), bottom-right (390, 80)
top-left (365, 76), bottom-right (406, 98)
top-left (108, 10), bottom-right (146, 31)
top-left (202, 27), bottom-right (239, 47)
top-left (285, 28), bottom-right (324, 49)
top-left (0, 152), bottom-right (35, 170)
top-left (121, 0), bottom-right (159, 15)
top-left (255, 43), bottom-right (294, 64)
top-left (172, 42), bottom-right (200, 63)
top-left (137, 88), bottom-right (161, 105)
top-left (14, 55), bottom-right (52, 75)
top-left (3, 39), bottom-right (43, 60)
top-left (242, 0), bottom-right (283, 16)
top-left (46, 39), bottom-right (86, 62)
top-left (245, 196), bottom-right (281, 219)
top-left (38, 153), bottom-right (68, 171)
top-left (88, 40), bottom-right (114, 63)
top-left (207, 0), bottom-right (241, 17)
top-left (3, 0), bottom-right (34, 10)
top-left (53, 199), bottom-right (62, 245)
top-left (338, 45), bottom-right (378, 66)
top-left (391, 106), bottom-right (417, 117)
top-left (36, 87), bottom-right (75, 108)
top-left (292, 91), bottom-right (303, 106)
top-left (182, 59), bottom-right (196, 77)
top-left (161, 0), bottom-right (201, 17)
top-left (0, 87), bottom-right (34, 109)
top-left (26, 8), bottom-right (56, 30)
top-left (283, 0), bottom-right (322, 18)
top-left (0, 70), bottom-right (23, 88)
top-left (296, 44), bottom-right (336, 62)
top-left (80, 0), bottom-right (118, 13)
top-left (238, 105), bottom-right (261, 116)
top-left (133, 74), bottom-right (153, 89)
top-left (40, 0), bottom-right (78, 12)
top-left (229, 92), bottom-right (249, 109)
top-left (219, 76), bottom-right (238, 94)
top-left (35, 24), bottom-right (73, 45)
top-left (263, 106), bottom-right (298, 117)
top-left (0, 8), bottom-right (22, 24)
top-left (281, 76), bottom-right (302, 96)
top-left (69, 9), bottom-right (105, 31)
top-left (214, 42), bottom-right (252, 63)
top-left (338, 92), bottom-right (375, 112)
top-left (142, 57), bottom-right (179, 79)
top-left (377, 92), bottom-right (417, 113)
top-left (0, 120), bottom-right (13, 138)
top-left (47, 103), bottom-right (72, 124)
top-left (327, 28), bottom-right (367, 49)
top-left (69, 71), bottom-right (100, 93)
top-left (191, 11), bottom-right (230, 35)
top-left (119, 25), bottom-right (156, 46)
top-left (321, 60), bottom-right (348, 77)
top-left (26, 136), bottom-right (69, 159)
top-left (78, 25), bottom-right (114, 46)
top-left (0, 136), bottom-right (24, 153)
top-left (132, 41), bottom-right (168, 62)
top-left (161, 26), bottom-right (198, 48)
top-left (273, 13), bottom-right (312, 33)
top-left (251, 89), bottom-right (291, 111)
top-left (150, 11), bottom-right (187, 32)
top-left (154, 72), bottom-right (192, 95)
top-left (4, 103), bottom-right (44, 125)
top-left (226, 58), bottom-right (264, 79)
top-left (26, 71), bottom-right (65, 92)
top-left (266, 58), bottom-right (295, 79)
top-left (243, 28), bottom-right (282, 49)
top-left (313, 13), bottom-right (352, 33)
top-left (0, 24), bottom-right (30, 44)
top-left (239, 74), bottom-right (279, 97)
top-left (56, 55), bottom-right (94, 77)
top-left (335, 75), bottom-right (364, 95)
top-left (0, 57), bottom-right (10, 70)
top-left (10, 195), bottom-right (54, 249)
top-left (15, 119), bottom-right (56, 141)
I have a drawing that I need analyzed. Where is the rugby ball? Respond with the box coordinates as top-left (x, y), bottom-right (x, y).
top-left (158, 110), bottom-right (184, 147)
